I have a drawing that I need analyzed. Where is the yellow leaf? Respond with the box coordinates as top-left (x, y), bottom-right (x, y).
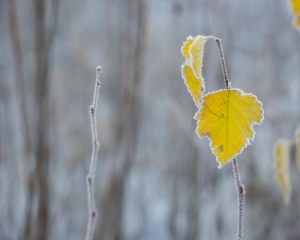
top-left (181, 36), bottom-right (207, 107)
top-left (290, 0), bottom-right (300, 12)
top-left (274, 139), bottom-right (291, 204)
top-left (295, 129), bottom-right (300, 173)
top-left (182, 63), bottom-right (205, 108)
top-left (289, 0), bottom-right (300, 32)
top-left (190, 36), bottom-right (207, 79)
top-left (195, 89), bottom-right (264, 168)
top-left (181, 36), bottom-right (194, 60)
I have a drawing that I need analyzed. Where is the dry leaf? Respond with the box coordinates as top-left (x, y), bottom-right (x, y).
top-left (195, 88), bottom-right (264, 167)
top-left (181, 36), bottom-right (207, 107)
top-left (274, 139), bottom-right (291, 204)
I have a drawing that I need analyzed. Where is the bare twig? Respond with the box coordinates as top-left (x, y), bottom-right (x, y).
top-left (85, 66), bottom-right (102, 240)
top-left (206, 35), bottom-right (216, 41)
top-left (215, 38), bottom-right (229, 89)
top-left (232, 157), bottom-right (245, 240)
top-left (214, 37), bottom-right (245, 240)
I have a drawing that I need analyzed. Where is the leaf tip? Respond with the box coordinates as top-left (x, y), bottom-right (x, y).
top-left (181, 36), bottom-right (194, 60)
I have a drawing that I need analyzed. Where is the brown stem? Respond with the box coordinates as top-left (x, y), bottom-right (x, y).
top-left (215, 38), bottom-right (229, 89)
top-left (85, 66), bottom-right (102, 240)
top-left (214, 37), bottom-right (245, 240)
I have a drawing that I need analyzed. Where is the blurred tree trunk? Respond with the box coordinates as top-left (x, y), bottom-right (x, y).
top-left (97, 0), bottom-right (147, 239)
top-left (10, 0), bottom-right (60, 239)
top-left (168, 138), bottom-right (201, 240)
top-left (33, 0), bottom-right (50, 239)
top-left (169, 170), bottom-right (179, 240)
top-left (8, 0), bottom-right (31, 158)
top-left (34, 0), bottom-right (59, 239)
top-left (8, 1), bottom-right (34, 239)
top-left (185, 144), bottom-right (200, 240)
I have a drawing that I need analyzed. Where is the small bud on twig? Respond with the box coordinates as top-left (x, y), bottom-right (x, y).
top-left (85, 66), bottom-right (102, 240)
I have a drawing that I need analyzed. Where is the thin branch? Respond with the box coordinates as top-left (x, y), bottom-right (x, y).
top-left (215, 38), bottom-right (229, 89)
top-left (213, 37), bottom-right (245, 240)
top-left (206, 35), bottom-right (216, 41)
top-left (232, 158), bottom-right (245, 240)
top-left (85, 66), bottom-right (102, 240)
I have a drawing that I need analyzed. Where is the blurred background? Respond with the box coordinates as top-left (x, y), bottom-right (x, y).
top-left (1, 0), bottom-right (300, 239)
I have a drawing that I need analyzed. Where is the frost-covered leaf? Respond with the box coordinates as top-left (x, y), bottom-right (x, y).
top-left (289, 0), bottom-right (300, 32)
top-left (181, 36), bottom-right (207, 107)
top-left (295, 129), bottom-right (300, 172)
top-left (182, 64), bottom-right (205, 108)
top-left (190, 36), bottom-right (207, 79)
top-left (182, 36), bottom-right (194, 60)
top-left (274, 139), bottom-right (291, 204)
top-left (195, 88), bottom-right (264, 168)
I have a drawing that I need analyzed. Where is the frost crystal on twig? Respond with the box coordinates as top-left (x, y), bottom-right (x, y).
top-left (85, 66), bottom-right (102, 240)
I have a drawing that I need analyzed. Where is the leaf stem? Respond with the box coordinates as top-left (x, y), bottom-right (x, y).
top-left (214, 37), bottom-right (245, 240)
top-left (85, 66), bottom-right (102, 240)
top-left (215, 38), bottom-right (229, 89)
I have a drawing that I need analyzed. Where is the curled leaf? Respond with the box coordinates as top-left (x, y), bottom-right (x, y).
top-left (190, 36), bottom-right (207, 79)
top-left (274, 139), bottom-right (291, 204)
top-left (182, 64), bottom-right (205, 108)
top-left (182, 36), bottom-right (194, 60)
top-left (181, 36), bottom-right (207, 107)
top-left (195, 88), bottom-right (264, 167)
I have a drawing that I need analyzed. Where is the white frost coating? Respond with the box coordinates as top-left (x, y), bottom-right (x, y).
top-left (194, 87), bottom-right (264, 168)
top-left (181, 35), bottom-right (208, 107)
top-left (180, 63), bottom-right (202, 107)
top-left (181, 36), bottom-right (195, 104)
top-left (181, 35), bottom-right (194, 60)
top-left (189, 35), bottom-right (208, 79)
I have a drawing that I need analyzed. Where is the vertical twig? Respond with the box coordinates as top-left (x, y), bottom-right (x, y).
top-left (85, 66), bottom-right (102, 240)
top-left (214, 37), bottom-right (245, 240)
top-left (215, 38), bottom-right (229, 89)
top-left (232, 157), bottom-right (245, 240)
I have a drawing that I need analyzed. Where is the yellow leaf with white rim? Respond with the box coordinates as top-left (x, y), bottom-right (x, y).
top-left (195, 88), bottom-right (264, 168)
top-left (181, 35), bottom-right (207, 107)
